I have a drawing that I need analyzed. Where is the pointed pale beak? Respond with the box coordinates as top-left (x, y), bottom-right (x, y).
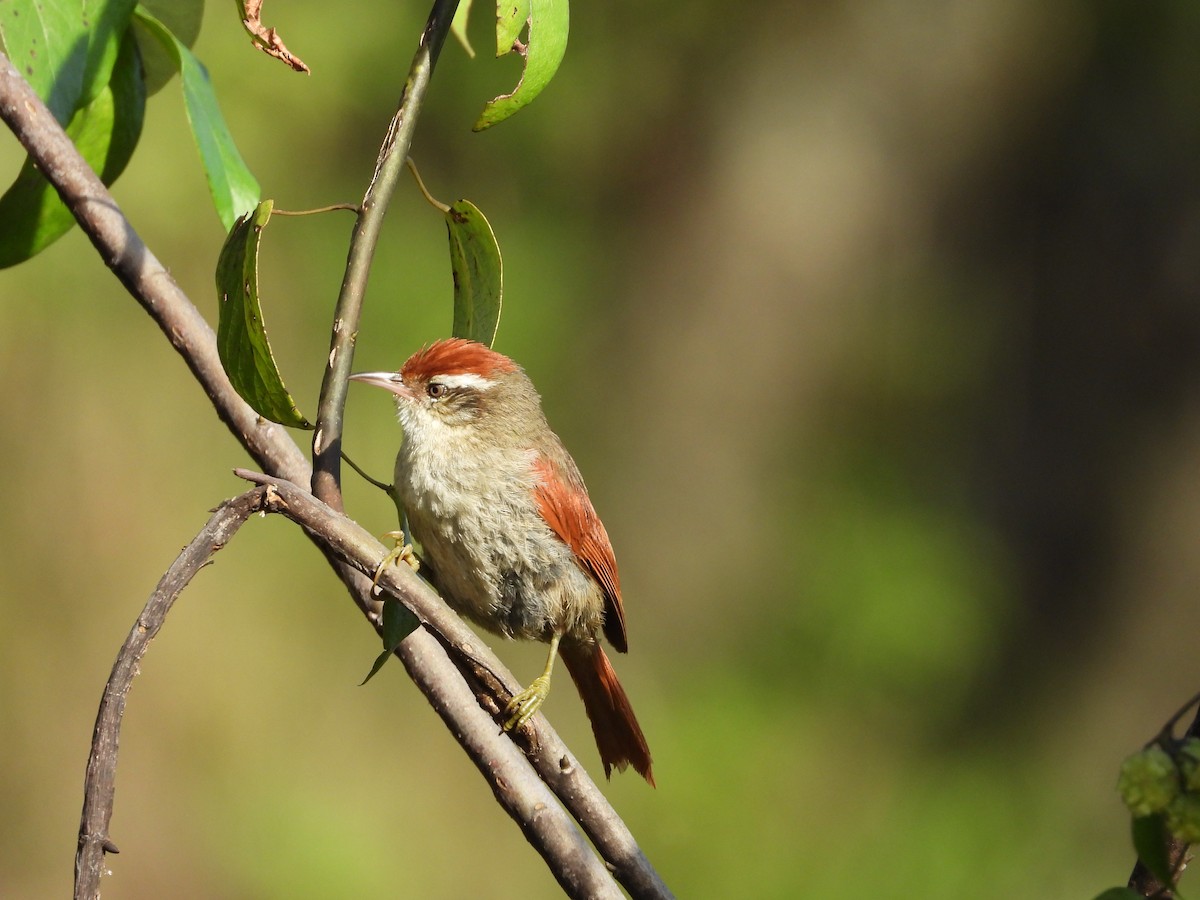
top-left (348, 371), bottom-right (416, 400)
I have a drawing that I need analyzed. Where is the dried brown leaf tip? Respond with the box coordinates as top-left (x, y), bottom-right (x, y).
top-left (240, 0), bottom-right (311, 74)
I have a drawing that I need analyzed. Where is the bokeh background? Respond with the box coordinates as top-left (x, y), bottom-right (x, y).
top-left (4, 1), bottom-right (1200, 896)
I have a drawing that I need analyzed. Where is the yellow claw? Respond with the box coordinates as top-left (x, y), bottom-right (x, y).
top-left (502, 632), bottom-right (561, 731)
top-left (504, 674), bottom-right (553, 731)
top-left (372, 530), bottom-right (419, 594)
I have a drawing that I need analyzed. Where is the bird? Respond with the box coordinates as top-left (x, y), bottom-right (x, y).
top-left (350, 338), bottom-right (654, 785)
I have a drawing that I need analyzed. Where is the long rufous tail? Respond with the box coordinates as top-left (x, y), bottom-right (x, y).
top-left (560, 642), bottom-right (655, 786)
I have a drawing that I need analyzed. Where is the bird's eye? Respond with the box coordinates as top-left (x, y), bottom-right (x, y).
top-left (426, 382), bottom-right (447, 399)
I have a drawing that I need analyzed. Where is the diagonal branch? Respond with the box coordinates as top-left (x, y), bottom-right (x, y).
top-left (310, 0), bottom-right (460, 509)
top-left (0, 37), bottom-right (671, 900)
top-left (239, 469), bottom-right (674, 899)
top-left (75, 489), bottom-right (268, 900)
top-left (74, 485), bottom-right (621, 900)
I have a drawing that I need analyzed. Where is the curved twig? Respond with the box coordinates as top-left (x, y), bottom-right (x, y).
top-left (75, 489), bottom-right (267, 899)
top-left (75, 485), bottom-right (620, 900)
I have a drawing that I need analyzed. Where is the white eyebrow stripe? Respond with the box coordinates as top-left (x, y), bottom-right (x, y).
top-left (435, 372), bottom-right (496, 391)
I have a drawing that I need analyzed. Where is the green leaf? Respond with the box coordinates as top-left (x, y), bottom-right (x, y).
top-left (446, 199), bottom-right (503, 347)
top-left (1091, 890), bottom-right (1143, 900)
top-left (495, 0), bottom-right (529, 49)
top-left (361, 598), bottom-right (419, 685)
top-left (0, 0), bottom-right (138, 117)
top-left (360, 648), bottom-right (393, 685)
top-left (1132, 814), bottom-right (1177, 891)
top-left (132, 0), bottom-right (203, 94)
top-left (381, 596), bottom-right (418, 649)
top-left (473, 0), bottom-right (568, 131)
top-left (80, 0), bottom-right (138, 105)
top-left (450, 0), bottom-right (475, 58)
top-left (0, 0), bottom-right (87, 123)
top-left (0, 29), bottom-right (145, 268)
top-left (133, 5), bottom-right (260, 229)
top-left (215, 200), bottom-right (312, 428)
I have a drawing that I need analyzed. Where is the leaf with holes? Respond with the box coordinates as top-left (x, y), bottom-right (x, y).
top-left (215, 201), bottom-right (311, 428)
top-left (473, 0), bottom-right (568, 131)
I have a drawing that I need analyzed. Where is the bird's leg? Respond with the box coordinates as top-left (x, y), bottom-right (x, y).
top-left (504, 632), bottom-right (562, 731)
top-left (371, 530), bottom-right (419, 595)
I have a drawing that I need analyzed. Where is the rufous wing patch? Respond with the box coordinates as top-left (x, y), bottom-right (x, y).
top-left (531, 454), bottom-right (628, 652)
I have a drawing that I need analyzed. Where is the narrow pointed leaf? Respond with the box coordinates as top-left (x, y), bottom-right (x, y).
top-left (360, 648), bottom-right (393, 685)
top-left (473, 0), bottom-right (567, 131)
top-left (215, 200), bottom-right (312, 428)
top-left (0, 30), bottom-right (145, 268)
top-left (1091, 890), bottom-right (1142, 900)
top-left (446, 199), bottom-right (502, 347)
top-left (381, 595), bottom-right (418, 648)
top-left (361, 598), bottom-right (419, 685)
top-left (133, 6), bottom-right (259, 228)
top-left (450, 0), bottom-right (475, 57)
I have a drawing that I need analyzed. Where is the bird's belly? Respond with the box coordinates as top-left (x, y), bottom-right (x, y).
top-left (405, 501), bottom-right (603, 643)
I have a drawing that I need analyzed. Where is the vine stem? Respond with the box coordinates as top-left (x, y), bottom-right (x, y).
top-left (310, 0), bottom-right (461, 511)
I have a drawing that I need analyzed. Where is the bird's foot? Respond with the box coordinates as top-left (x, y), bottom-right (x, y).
top-left (372, 530), bottom-right (419, 594)
top-left (503, 675), bottom-right (552, 731)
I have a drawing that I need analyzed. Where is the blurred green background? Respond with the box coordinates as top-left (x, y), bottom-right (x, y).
top-left (4, 1), bottom-right (1200, 896)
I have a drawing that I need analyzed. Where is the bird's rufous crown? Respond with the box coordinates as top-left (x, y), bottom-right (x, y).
top-left (401, 338), bottom-right (518, 382)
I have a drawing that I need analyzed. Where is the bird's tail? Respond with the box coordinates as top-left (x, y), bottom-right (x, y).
top-left (560, 641), bottom-right (655, 787)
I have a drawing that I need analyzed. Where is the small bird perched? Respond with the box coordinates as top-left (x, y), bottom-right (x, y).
top-left (350, 338), bottom-right (654, 785)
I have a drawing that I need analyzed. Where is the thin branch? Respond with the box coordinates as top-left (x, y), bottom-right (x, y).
top-left (0, 47), bottom-right (672, 900)
top-left (75, 484), bottom-right (618, 899)
top-left (310, 0), bottom-right (461, 510)
top-left (396, 631), bottom-right (622, 899)
top-left (340, 449), bottom-right (392, 493)
top-left (75, 489), bottom-right (267, 900)
top-left (237, 470), bottom-right (674, 899)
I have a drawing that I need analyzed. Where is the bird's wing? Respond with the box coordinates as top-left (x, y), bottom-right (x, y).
top-left (531, 452), bottom-right (628, 652)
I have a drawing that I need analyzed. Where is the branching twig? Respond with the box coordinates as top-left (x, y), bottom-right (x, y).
top-left (238, 469), bottom-right (674, 899)
top-left (310, 0), bottom-right (460, 509)
top-left (75, 485), bottom-right (621, 900)
top-left (0, 36), bottom-right (672, 900)
top-left (75, 489), bottom-right (267, 900)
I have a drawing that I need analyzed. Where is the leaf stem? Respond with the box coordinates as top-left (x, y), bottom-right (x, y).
top-left (407, 157), bottom-right (451, 213)
top-left (273, 203), bottom-right (360, 216)
top-left (310, 0), bottom-right (461, 511)
top-left (340, 449), bottom-right (393, 494)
